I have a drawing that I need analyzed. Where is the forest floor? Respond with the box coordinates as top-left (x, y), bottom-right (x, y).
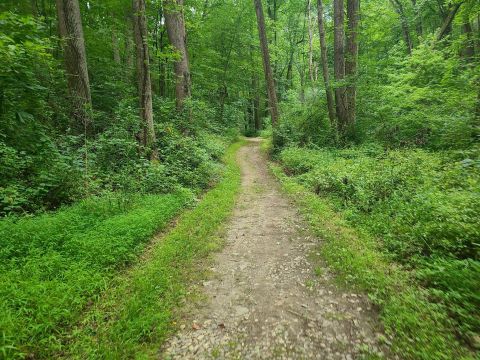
top-left (161, 138), bottom-right (392, 359)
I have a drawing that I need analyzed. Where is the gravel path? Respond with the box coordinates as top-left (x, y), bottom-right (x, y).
top-left (161, 139), bottom-right (391, 359)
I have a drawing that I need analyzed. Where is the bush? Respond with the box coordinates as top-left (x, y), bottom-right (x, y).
top-left (157, 124), bottom-right (225, 190)
top-left (0, 137), bottom-right (83, 215)
top-left (279, 145), bottom-right (480, 344)
top-left (274, 91), bottom-right (337, 152)
top-left (356, 40), bottom-right (476, 150)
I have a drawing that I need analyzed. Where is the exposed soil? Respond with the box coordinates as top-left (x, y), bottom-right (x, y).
top-left (161, 138), bottom-right (391, 359)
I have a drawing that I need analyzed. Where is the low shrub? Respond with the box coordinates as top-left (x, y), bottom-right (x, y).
top-left (278, 145), bottom-right (480, 347)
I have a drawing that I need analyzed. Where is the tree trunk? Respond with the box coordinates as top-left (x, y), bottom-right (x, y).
top-left (436, 2), bottom-right (462, 41)
top-left (317, 0), bottom-right (336, 126)
top-left (132, 0), bottom-right (158, 160)
top-left (125, 25), bottom-right (135, 82)
top-left (390, 0), bottom-right (413, 54)
top-left (267, 0), bottom-right (279, 85)
top-left (164, 0), bottom-right (191, 111)
top-left (345, 0), bottom-right (359, 135)
top-left (333, 0), bottom-right (348, 133)
top-left (286, 52), bottom-right (293, 90)
top-left (55, 0), bottom-right (92, 131)
top-left (158, 28), bottom-right (167, 97)
top-left (253, 74), bottom-right (261, 131)
top-left (462, 20), bottom-right (475, 61)
top-left (411, 0), bottom-right (423, 38)
top-left (254, 0), bottom-right (279, 126)
top-left (112, 29), bottom-right (121, 64)
top-left (307, 0), bottom-right (314, 83)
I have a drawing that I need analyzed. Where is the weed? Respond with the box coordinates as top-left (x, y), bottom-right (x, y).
top-left (60, 141), bottom-right (244, 358)
top-left (271, 162), bottom-right (477, 359)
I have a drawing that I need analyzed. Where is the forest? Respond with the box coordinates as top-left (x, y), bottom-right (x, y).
top-left (0, 0), bottom-right (479, 358)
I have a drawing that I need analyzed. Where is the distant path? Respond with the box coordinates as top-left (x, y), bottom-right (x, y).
top-left (162, 138), bottom-right (389, 359)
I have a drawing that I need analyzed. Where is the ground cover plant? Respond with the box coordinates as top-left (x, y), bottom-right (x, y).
top-left (0, 139), bottom-right (243, 359)
top-left (62, 141), bottom-right (243, 359)
top-left (1, 0), bottom-right (479, 358)
top-left (273, 145), bottom-right (480, 358)
top-left (0, 191), bottom-right (192, 357)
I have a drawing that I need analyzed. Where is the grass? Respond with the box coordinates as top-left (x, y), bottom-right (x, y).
top-left (59, 140), bottom-right (244, 358)
top-left (0, 139), bottom-right (244, 359)
top-left (0, 191), bottom-right (192, 359)
top-left (270, 164), bottom-right (476, 360)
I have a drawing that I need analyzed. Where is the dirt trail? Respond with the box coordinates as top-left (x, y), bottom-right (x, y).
top-left (162, 139), bottom-right (390, 359)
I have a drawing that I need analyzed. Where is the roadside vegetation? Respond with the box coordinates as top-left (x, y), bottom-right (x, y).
top-left (271, 147), bottom-right (478, 359)
top-left (0, 140), bottom-right (242, 358)
top-left (0, 191), bottom-right (191, 357)
top-left (264, 2), bottom-right (479, 357)
top-left (1, 0), bottom-right (479, 358)
top-left (267, 21), bottom-right (479, 358)
top-left (63, 141), bottom-right (243, 359)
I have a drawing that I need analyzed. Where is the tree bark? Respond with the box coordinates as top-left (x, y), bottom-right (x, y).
top-left (436, 2), bottom-right (462, 41)
top-left (345, 0), bottom-right (359, 135)
top-left (164, 0), bottom-right (191, 111)
top-left (462, 20), bottom-right (475, 61)
top-left (125, 28), bottom-right (134, 69)
top-left (266, 0), bottom-right (279, 84)
top-left (112, 29), bottom-right (121, 64)
top-left (132, 0), bottom-right (158, 160)
top-left (411, 0), bottom-right (423, 38)
top-left (253, 74), bottom-right (261, 131)
top-left (55, 0), bottom-right (92, 130)
top-left (254, 0), bottom-right (279, 126)
top-left (158, 28), bottom-right (167, 97)
top-left (307, 0), bottom-right (314, 83)
top-left (317, 0), bottom-right (336, 126)
top-left (390, 0), bottom-right (413, 54)
top-left (333, 0), bottom-right (348, 133)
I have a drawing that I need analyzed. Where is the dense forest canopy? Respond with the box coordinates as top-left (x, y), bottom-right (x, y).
top-left (0, 0), bottom-right (479, 358)
top-left (1, 0), bottom-right (478, 188)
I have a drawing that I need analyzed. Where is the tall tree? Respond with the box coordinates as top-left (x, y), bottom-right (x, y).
top-left (307, 0), bottom-right (315, 83)
top-left (164, 0), bottom-right (191, 111)
top-left (390, 0), bottom-right (413, 54)
top-left (55, 0), bottom-right (92, 130)
top-left (411, 0), bottom-right (423, 37)
top-left (254, 0), bottom-right (279, 125)
top-left (345, 0), bottom-right (359, 134)
top-left (153, 5), bottom-right (167, 97)
top-left (317, 0), bottom-right (336, 125)
top-left (436, 2), bottom-right (463, 41)
top-left (112, 29), bottom-right (121, 64)
top-left (333, 0), bottom-right (348, 132)
top-left (132, 0), bottom-right (158, 160)
top-left (462, 18), bottom-right (475, 60)
top-left (266, 0), bottom-right (279, 84)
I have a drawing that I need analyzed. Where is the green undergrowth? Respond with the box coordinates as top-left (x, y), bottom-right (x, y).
top-left (0, 190), bottom-right (193, 359)
top-left (271, 150), bottom-right (478, 360)
top-left (59, 140), bottom-right (244, 358)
